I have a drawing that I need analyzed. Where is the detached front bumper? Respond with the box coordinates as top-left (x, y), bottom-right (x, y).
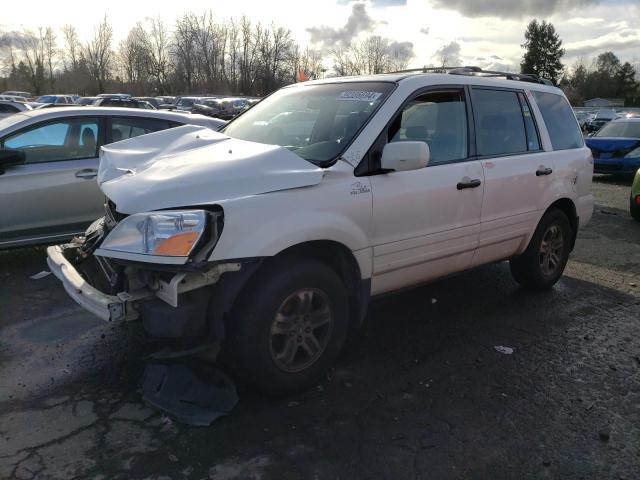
top-left (47, 245), bottom-right (143, 322)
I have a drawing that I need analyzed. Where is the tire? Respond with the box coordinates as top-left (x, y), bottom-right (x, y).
top-left (509, 209), bottom-right (573, 291)
top-left (631, 194), bottom-right (640, 222)
top-left (226, 257), bottom-right (349, 396)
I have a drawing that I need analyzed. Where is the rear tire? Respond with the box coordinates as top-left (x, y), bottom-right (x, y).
top-left (631, 194), bottom-right (640, 222)
top-left (510, 209), bottom-right (572, 290)
top-left (226, 257), bottom-right (349, 396)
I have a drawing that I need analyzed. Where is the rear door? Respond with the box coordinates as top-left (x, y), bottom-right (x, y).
top-left (368, 88), bottom-right (484, 295)
top-left (0, 117), bottom-right (105, 245)
top-left (469, 87), bottom-right (555, 266)
top-left (106, 116), bottom-right (176, 143)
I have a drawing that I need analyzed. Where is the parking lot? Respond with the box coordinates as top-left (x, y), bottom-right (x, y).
top-left (0, 176), bottom-right (638, 480)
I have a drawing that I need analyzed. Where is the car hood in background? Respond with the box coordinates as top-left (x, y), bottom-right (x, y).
top-left (98, 125), bottom-right (325, 213)
top-left (585, 137), bottom-right (640, 155)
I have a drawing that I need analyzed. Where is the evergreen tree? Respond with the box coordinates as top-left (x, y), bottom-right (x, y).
top-left (521, 19), bottom-right (565, 84)
top-left (614, 62), bottom-right (638, 105)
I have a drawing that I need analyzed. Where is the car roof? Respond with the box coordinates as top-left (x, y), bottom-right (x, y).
top-left (611, 117), bottom-right (640, 123)
top-left (298, 72), bottom-right (563, 94)
top-left (0, 107), bottom-right (225, 130)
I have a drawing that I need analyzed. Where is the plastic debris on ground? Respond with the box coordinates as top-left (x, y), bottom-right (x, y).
top-left (142, 363), bottom-right (238, 427)
top-left (29, 271), bottom-right (51, 280)
top-left (494, 346), bottom-right (515, 355)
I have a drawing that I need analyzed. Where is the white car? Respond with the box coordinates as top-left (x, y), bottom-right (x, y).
top-left (0, 107), bottom-right (225, 248)
top-left (0, 100), bottom-right (32, 119)
top-left (47, 70), bottom-right (593, 394)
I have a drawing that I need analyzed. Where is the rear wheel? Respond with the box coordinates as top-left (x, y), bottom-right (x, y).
top-left (226, 258), bottom-right (349, 395)
top-left (510, 209), bottom-right (572, 290)
top-left (631, 194), bottom-right (640, 222)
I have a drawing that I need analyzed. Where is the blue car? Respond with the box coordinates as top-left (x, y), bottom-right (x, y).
top-left (585, 118), bottom-right (640, 175)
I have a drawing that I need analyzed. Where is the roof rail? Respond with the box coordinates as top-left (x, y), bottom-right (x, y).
top-left (388, 65), bottom-right (554, 86)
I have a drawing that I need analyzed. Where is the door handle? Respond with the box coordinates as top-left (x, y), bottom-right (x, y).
top-left (75, 169), bottom-right (98, 179)
top-left (457, 178), bottom-right (482, 190)
top-left (536, 167), bottom-right (553, 176)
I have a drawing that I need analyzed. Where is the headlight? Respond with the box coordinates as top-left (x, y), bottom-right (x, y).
top-left (96, 210), bottom-right (208, 261)
top-left (625, 147), bottom-right (640, 158)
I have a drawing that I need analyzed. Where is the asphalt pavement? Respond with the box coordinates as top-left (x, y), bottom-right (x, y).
top-left (0, 176), bottom-right (638, 480)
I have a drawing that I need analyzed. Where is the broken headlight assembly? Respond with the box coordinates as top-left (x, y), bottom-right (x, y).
top-left (95, 210), bottom-right (216, 264)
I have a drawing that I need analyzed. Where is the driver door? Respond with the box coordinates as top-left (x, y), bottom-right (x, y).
top-left (0, 117), bottom-right (104, 246)
top-left (368, 88), bottom-right (484, 295)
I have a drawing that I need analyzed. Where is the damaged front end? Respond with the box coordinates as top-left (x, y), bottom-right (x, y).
top-left (46, 201), bottom-right (240, 339)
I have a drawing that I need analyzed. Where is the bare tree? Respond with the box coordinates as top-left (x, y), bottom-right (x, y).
top-left (83, 16), bottom-right (113, 93)
top-left (147, 17), bottom-right (172, 94)
top-left (118, 23), bottom-right (150, 93)
top-left (62, 25), bottom-right (81, 71)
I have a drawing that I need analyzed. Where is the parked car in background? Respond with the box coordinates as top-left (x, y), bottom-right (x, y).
top-left (585, 118), bottom-right (640, 175)
top-left (156, 96), bottom-right (176, 105)
top-left (585, 109), bottom-right (618, 133)
top-left (94, 98), bottom-right (156, 109)
top-left (575, 111), bottom-right (591, 131)
top-left (0, 101), bottom-right (32, 118)
top-left (77, 97), bottom-right (98, 106)
top-left (191, 98), bottom-right (225, 118)
top-left (0, 107), bottom-right (225, 248)
top-left (97, 93), bottom-right (131, 99)
top-left (46, 70), bottom-right (593, 395)
top-left (631, 169), bottom-right (640, 221)
top-left (1, 91), bottom-right (32, 100)
top-left (173, 96), bottom-right (205, 112)
top-left (0, 95), bottom-right (28, 102)
top-left (133, 97), bottom-right (161, 109)
top-left (34, 95), bottom-right (75, 105)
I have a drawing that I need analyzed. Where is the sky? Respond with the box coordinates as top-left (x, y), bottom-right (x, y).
top-left (2, 0), bottom-right (639, 72)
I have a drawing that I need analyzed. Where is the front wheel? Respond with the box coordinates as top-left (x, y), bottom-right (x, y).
top-left (510, 209), bottom-right (572, 290)
top-left (226, 258), bottom-right (349, 395)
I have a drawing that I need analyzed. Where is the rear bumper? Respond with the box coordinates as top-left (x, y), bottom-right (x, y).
top-left (46, 245), bottom-right (141, 322)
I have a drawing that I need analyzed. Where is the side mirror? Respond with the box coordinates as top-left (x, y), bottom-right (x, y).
top-left (0, 149), bottom-right (26, 175)
top-left (381, 141), bottom-right (430, 172)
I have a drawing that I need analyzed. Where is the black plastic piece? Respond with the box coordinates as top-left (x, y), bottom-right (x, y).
top-left (457, 179), bottom-right (482, 190)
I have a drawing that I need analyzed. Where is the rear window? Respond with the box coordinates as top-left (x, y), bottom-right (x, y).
top-left (595, 121), bottom-right (640, 138)
top-left (532, 91), bottom-right (583, 150)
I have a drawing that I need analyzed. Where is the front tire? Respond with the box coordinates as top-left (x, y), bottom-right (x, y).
top-left (510, 209), bottom-right (572, 290)
top-left (226, 258), bottom-right (349, 395)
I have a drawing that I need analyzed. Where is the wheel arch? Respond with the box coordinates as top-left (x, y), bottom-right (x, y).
top-left (218, 240), bottom-right (370, 336)
top-left (546, 198), bottom-right (579, 250)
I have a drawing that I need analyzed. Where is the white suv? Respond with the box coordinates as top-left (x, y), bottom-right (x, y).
top-left (47, 69), bottom-right (593, 394)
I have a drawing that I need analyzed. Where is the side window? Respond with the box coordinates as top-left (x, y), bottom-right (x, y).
top-left (518, 93), bottom-right (541, 151)
top-left (3, 118), bottom-right (99, 163)
top-left (389, 90), bottom-right (468, 165)
top-left (110, 117), bottom-right (172, 143)
top-left (532, 91), bottom-right (583, 150)
top-left (472, 89), bottom-right (527, 157)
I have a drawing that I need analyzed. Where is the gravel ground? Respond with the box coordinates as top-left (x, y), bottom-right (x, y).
top-left (0, 176), bottom-right (639, 480)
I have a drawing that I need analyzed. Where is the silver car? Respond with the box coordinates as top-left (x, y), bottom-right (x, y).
top-left (0, 107), bottom-right (225, 248)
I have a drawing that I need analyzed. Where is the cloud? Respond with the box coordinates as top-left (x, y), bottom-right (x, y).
top-left (337, 0), bottom-right (407, 6)
top-left (0, 30), bottom-right (33, 48)
top-left (419, 27), bottom-right (430, 35)
top-left (429, 0), bottom-right (599, 19)
top-left (490, 54), bottom-right (503, 60)
top-left (435, 41), bottom-right (462, 66)
top-left (307, 3), bottom-right (377, 48)
top-left (565, 36), bottom-right (640, 57)
top-left (389, 40), bottom-right (415, 59)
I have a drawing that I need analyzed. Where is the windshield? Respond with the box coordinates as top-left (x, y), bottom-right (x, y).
top-left (222, 82), bottom-right (394, 165)
top-left (37, 95), bottom-right (56, 103)
top-left (596, 121), bottom-right (640, 138)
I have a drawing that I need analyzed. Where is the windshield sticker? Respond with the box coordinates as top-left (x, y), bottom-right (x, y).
top-left (337, 91), bottom-right (383, 102)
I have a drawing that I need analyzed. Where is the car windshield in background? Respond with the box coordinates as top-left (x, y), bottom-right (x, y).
top-left (222, 82), bottom-right (395, 165)
top-left (36, 95), bottom-right (57, 103)
top-left (596, 121), bottom-right (640, 138)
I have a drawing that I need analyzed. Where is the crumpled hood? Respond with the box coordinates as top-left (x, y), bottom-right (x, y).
top-left (585, 137), bottom-right (640, 155)
top-left (98, 125), bottom-right (324, 213)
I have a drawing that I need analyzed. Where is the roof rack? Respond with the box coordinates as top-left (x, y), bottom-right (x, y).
top-left (388, 66), bottom-right (554, 86)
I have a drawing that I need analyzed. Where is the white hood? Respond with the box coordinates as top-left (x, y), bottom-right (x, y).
top-left (98, 125), bottom-right (325, 213)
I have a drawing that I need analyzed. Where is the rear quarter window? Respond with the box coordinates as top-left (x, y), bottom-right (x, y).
top-left (532, 91), bottom-right (583, 150)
